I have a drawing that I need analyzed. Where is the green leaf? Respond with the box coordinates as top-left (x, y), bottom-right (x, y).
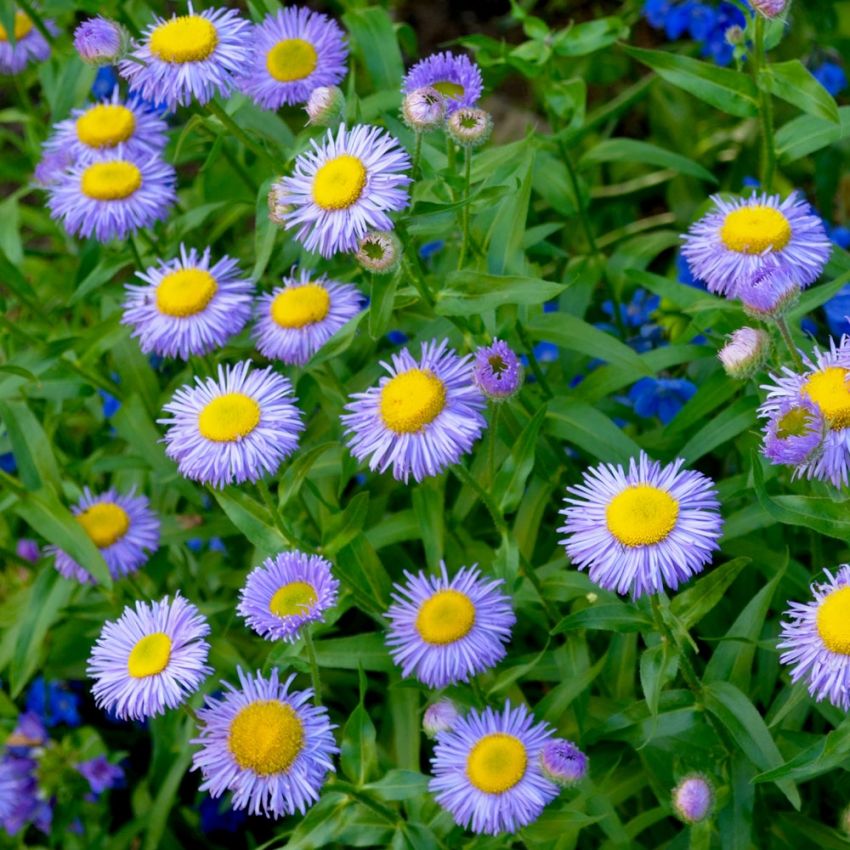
top-left (252, 177), bottom-right (277, 281)
top-left (670, 557), bottom-right (750, 630)
top-left (551, 603), bottom-right (652, 634)
top-left (0, 399), bottom-right (62, 492)
top-left (776, 106), bottom-right (850, 162)
top-left (323, 491), bottom-right (369, 556)
top-left (212, 488), bottom-right (287, 556)
top-left (314, 634), bottom-right (394, 672)
top-left (546, 397), bottom-right (642, 465)
top-left (486, 145), bottom-right (534, 274)
top-left (580, 139), bottom-right (716, 183)
top-left (340, 671), bottom-right (378, 785)
top-left (760, 60), bottom-right (840, 123)
top-left (366, 769), bottom-right (429, 801)
top-left (551, 17), bottom-right (628, 56)
top-left (434, 271), bottom-right (566, 316)
top-left (677, 396), bottom-right (757, 464)
top-left (342, 7), bottom-right (404, 91)
top-left (412, 477), bottom-right (444, 567)
top-left (640, 643), bottom-right (678, 716)
top-left (369, 272), bottom-right (399, 340)
top-left (754, 718), bottom-right (850, 785)
top-left (493, 407), bottom-right (546, 514)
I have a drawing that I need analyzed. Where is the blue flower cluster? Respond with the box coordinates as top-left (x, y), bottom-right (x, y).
top-left (812, 61), bottom-right (848, 97)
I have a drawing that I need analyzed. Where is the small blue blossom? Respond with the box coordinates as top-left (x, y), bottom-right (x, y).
top-left (829, 225), bottom-right (850, 250)
top-left (76, 756), bottom-right (124, 798)
top-left (26, 678), bottom-right (81, 728)
top-left (90, 65), bottom-right (118, 99)
top-left (98, 389), bottom-right (121, 418)
top-left (813, 62), bottom-right (848, 97)
top-left (533, 341), bottom-right (559, 364)
top-left (419, 240), bottom-right (445, 259)
top-left (603, 289), bottom-right (660, 329)
top-left (677, 251), bottom-right (706, 289)
top-left (187, 538), bottom-right (204, 553)
top-left (386, 330), bottom-right (408, 345)
top-left (0, 452), bottom-right (16, 474)
top-left (824, 286), bottom-right (850, 338)
top-left (628, 377), bottom-right (696, 424)
top-left (208, 537), bottom-right (226, 553)
top-left (742, 176), bottom-right (760, 189)
top-left (543, 298), bottom-right (559, 313)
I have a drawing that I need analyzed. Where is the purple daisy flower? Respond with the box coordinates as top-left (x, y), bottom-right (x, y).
top-left (73, 16), bottom-right (126, 65)
top-left (681, 192), bottom-right (832, 296)
top-left (558, 452), bottom-right (723, 598)
top-left (342, 338), bottom-right (487, 483)
top-left (779, 566), bottom-right (850, 710)
top-left (87, 593), bottom-right (212, 721)
top-left (472, 339), bottom-right (523, 401)
top-left (423, 699), bottom-right (459, 738)
top-left (762, 397), bottom-right (825, 469)
top-left (159, 361), bottom-right (305, 489)
top-left (403, 50), bottom-right (483, 116)
top-left (236, 7), bottom-right (348, 110)
top-left (47, 149), bottom-right (176, 243)
top-left (252, 269), bottom-right (364, 366)
top-left (122, 244), bottom-right (253, 360)
top-left (191, 668), bottom-right (338, 818)
top-left (45, 88), bottom-right (168, 165)
top-left (271, 123), bottom-right (411, 258)
top-left (0, 12), bottom-right (55, 75)
top-left (760, 337), bottom-right (850, 486)
top-left (385, 563), bottom-right (515, 688)
top-left (237, 550), bottom-right (339, 642)
top-left (429, 701), bottom-right (559, 836)
top-left (718, 326), bottom-right (770, 379)
top-left (539, 739), bottom-right (588, 787)
top-left (48, 487), bottom-right (160, 585)
top-left (119, 3), bottom-right (251, 110)
top-left (673, 774), bottom-right (713, 823)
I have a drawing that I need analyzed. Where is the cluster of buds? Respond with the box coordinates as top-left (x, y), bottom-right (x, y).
top-left (401, 86), bottom-right (493, 147)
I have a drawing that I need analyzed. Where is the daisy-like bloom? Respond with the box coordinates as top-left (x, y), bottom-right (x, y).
top-left (87, 593), bottom-right (212, 720)
top-left (160, 361), bottom-right (304, 489)
top-left (473, 339), bottom-right (523, 401)
top-left (47, 150), bottom-right (176, 242)
top-left (403, 51), bottom-right (483, 116)
top-left (305, 85), bottom-right (344, 127)
top-left (237, 550), bottom-right (339, 642)
top-left (737, 265), bottom-right (799, 319)
top-left (385, 563), bottom-right (515, 688)
top-left (49, 487), bottom-right (160, 584)
top-left (0, 11), bottom-right (54, 75)
top-left (447, 107), bottom-right (493, 148)
top-left (119, 3), bottom-right (251, 110)
top-left (424, 699), bottom-right (459, 738)
top-left (122, 244), bottom-right (253, 360)
top-left (430, 701), bottom-right (559, 835)
top-left (272, 123), bottom-right (411, 258)
top-left (539, 739), bottom-right (588, 787)
top-left (252, 269), bottom-right (364, 366)
top-left (237, 7), bottom-right (347, 110)
top-left (342, 338), bottom-right (487, 482)
top-left (779, 565), bottom-right (850, 710)
top-left (73, 16), bottom-right (127, 65)
top-left (672, 774), bottom-right (713, 824)
top-left (718, 326), bottom-right (770, 379)
top-left (681, 192), bottom-right (831, 296)
top-left (752, 0), bottom-right (787, 17)
top-left (355, 230), bottom-right (401, 275)
top-left (191, 668), bottom-right (337, 818)
top-left (558, 452), bottom-right (723, 598)
top-left (762, 397), bottom-right (825, 468)
top-left (45, 88), bottom-right (168, 165)
top-left (760, 337), bottom-right (850, 486)
top-left (402, 86), bottom-right (445, 132)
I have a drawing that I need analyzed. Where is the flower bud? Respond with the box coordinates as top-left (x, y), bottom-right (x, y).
top-left (446, 107), bottom-right (493, 148)
top-left (718, 327), bottom-right (770, 379)
top-left (725, 25), bottom-right (745, 46)
top-left (472, 339), bottom-right (523, 401)
top-left (539, 739), bottom-right (588, 787)
top-left (423, 699), bottom-right (459, 738)
top-left (751, 0), bottom-right (788, 18)
top-left (672, 774), bottom-right (713, 824)
top-left (402, 86), bottom-right (445, 132)
top-left (267, 180), bottom-right (291, 226)
top-left (355, 230), bottom-right (402, 275)
top-left (305, 86), bottom-right (345, 127)
top-left (738, 267), bottom-right (799, 320)
top-left (16, 538), bottom-right (40, 563)
top-left (73, 17), bottom-right (128, 65)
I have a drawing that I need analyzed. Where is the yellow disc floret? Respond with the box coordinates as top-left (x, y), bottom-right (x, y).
top-left (156, 268), bottom-right (218, 317)
top-left (606, 484), bottom-right (679, 547)
top-left (127, 632), bottom-right (172, 678)
top-left (266, 38), bottom-right (318, 82)
top-left (720, 206), bottom-right (792, 254)
top-left (81, 161), bottom-right (142, 201)
top-left (198, 393), bottom-right (261, 442)
top-left (816, 586), bottom-right (850, 654)
top-left (228, 700), bottom-right (304, 775)
top-left (803, 367), bottom-right (850, 431)
top-left (416, 589), bottom-right (475, 645)
top-left (149, 15), bottom-right (218, 63)
top-left (0, 12), bottom-right (33, 41)
top-left (76, 104), bottom-right (136, 149)
top-left (312, 154), bottom-right (367, 211)
top-left (270, 284), bottom-right (331, 329)
top-left (380, 369), bottom-right (446, 434)
top-left (466, 733), bottom-right (527, 794)
top-left (269, 581), bottom-right (318, 617)
top-left (76, 502), bottom-right (130, 548)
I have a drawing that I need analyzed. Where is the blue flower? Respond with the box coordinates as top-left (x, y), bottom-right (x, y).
top-left (0, 452), bottom-right (16, 474)
top-left (829, 225), bottom-right (850, 250)
top-left (386, 330), bottom-right (408, 345)
top-left (628, 377), bottom-right (696, 424)
top-left (98, 389), bottom-right (121, 418)
top-left (603, 289), bottom-right (660, 329)
top-left (824, 285), bottom-right (850, 338)
top-left (676, 251), bottom-right (706, 289)
top-left (91, 65), bottom-right (118, 100)
top-left (25, 678), bottom-right (81, 728)
top-left (533, 342), bottom-right (559, 364)
top-left (813, 62), bottom-right (848, 97)
top-left (199, 795), bottom-right (248, 834)
top-left (419, 240), bottom-right (445, 260)
top-left (644, 0), bottom-right (674, 29)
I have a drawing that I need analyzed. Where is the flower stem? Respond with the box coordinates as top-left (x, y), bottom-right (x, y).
top-left (753, 15), bottom-right (776, 193)
top-left (458, 149), bottom-right (472, 270)
top-left (775, 315), bottom-right (803, 369)
top-left (205, 100), bottom-right (275, 169)
top-left (328, 780), bottom-right (398, 824)
top-left (256, 479), bottom-right (299, 548)
top-left (412, 131), bottom-right (423, 179)
top-left (302, 629), bottom-right (323, 706)
top-left (488, 403), bottom-right (500, 486)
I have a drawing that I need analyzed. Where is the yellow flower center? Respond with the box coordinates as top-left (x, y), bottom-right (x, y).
top-left (127, 632), bottom-right (172, 678)
top-left (720, 206), bottom-right (792, 254)
top-left (433, 80), bottom-right (464, 98)
top-left (803, 367), bottom-right (850, 430)
top-left (312, 154), bottom-right (367, 211)
top-left (466, 733), bottom-right (527, 794)
top-left (776, 407), bottom-right (813, 439)
top-left (415, 589), bottom-right (475, 645)
top-left (379, 369), bottom-right (447, 434)
top-left (270, 284), bottom-right (331, 329)
top-left (156, 268), bottom-right (218, 318)
top-left (816, 586), bottom-right (850, 654)
top-left (76, 502), bottom-right (130, 548)
top-left (228, 700), bottom-right (304, 776)
top-left (269, 580), bottom-right (318, 617)
top-left (76, 104), bottom-right (137, 149)
top-left (606, 484), bottom-right (679, 547)
top-left (149, 15), bottom-right (218, 63)
top-left (81, 161), bottom-right (142, 201)
top-left (266, 37), bottom-right (318, 82)
top-left (0, 12), bottom-right (33, 41)
top-left (198, 393), bottom-right (261, 442)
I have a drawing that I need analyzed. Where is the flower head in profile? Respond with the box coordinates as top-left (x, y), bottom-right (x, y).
top-left (119, 4), bottom-right (251, 110)
top-left (385, 563), bottom-right (514, 688)
top-left (673, 774), bottom-right (713, 824)
top-left (73, 16), bottom-right (127, 65)
top-left (424, 699), bottom-right (459, 738)
top-left (447, 107), bottom-right (493, 148)
top-left (559, 452), bottom-right (723, 598)
top-left (737, 265), bottom-right (799, 319)
top-left (472, 339), bottom-right (523, 401)
top-left (305, 85), bottom-right (345, 126)
top-left (48, 487), bottom-right (160, 584)
top-left (237, 7), bottom-right (347, 110)
top-left (271, 123), bottom-right (411, 258)
top-left (191, 668), bottom-right (338, 818)
top-left (402, 86), bottom-right (445, 132)
top-left (718, 326), bottom-right (770, 379)
top-left (87, 593), bottom-right (211, 720)
top-left (751, 0), bottom-right (787, 17)
top-left (160, 361), bottom-right (304, 489)
top-left (681, 191), bottom-right (831, 296)
top-left (762, 397), bottom-right (825, 469)
top-left (0, 11), bottom-right (55, 75)
top-left (429, 701), bottom-right (559, 835)
top-left (342, 338), bottom-right (486, 482)
top-left (237, 551), bottom-right (339, 642)
top-left (403, 51), bottom-right (483, 116)
top-left (122, 244), bottom-right (253, 360)
top-left (539, 739), bottom-right (588, 787)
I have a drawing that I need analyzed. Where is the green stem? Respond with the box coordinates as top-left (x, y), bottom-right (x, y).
top-left (446, 136), bottom-right (457, 178)
top-left (17, 0), bottom-right (54, 44)
top-left (205, 100), bottom-right (275, 169)
top-left (402, 256), bottom-right (435, 309)
top-left (129, 236), bottom-right (144, 270)
top-left (753, 15), bottom-right (776, 193)
top-left (650, 596), bottom-right (702, 696)
top-left (256, 479), bottom-right (298, 548)
top-left (488, 403), bottom-right (500, 486)
top-left (182, 703), bottom-right (200, 724)
top-left (458, 149), bottom-right (472, 270)
top-left (302, 629), bottom-right (323, 706)
top-left (775, 315), bottom-right (803, 369)
top-left (328, 780), bottom-right (398, 824)
top-left (451, 464), bottom-right (507, 535)
top-left (412, 131), bottom-right (423, 179)
top-left (470, 677), bottom-right (488, 707)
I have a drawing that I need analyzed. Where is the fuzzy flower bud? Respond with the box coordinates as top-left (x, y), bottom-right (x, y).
top-left (305, 86), bottom-right (345, 127)
top-left (73, 17), bottom-right (128, 65)
top-left (355, 230), bottom-right (402, 275)
top-left (539, 739), bottom-right (588, 787)
top-left (446, 107), bottom-right (493, 148)
top-left (738, 267), bottom-right (800, 320)
top-left (423, 699), bottom-right (459, 738)
top-left (751, 0), bottom-right (788, 18)
top-left (267, 180), bottom-right (291, 227)
top-left (672, 774), bottom-right (713, 824)
top-left (472, 339), bottom-right (523, 401)
top-left (718, 327), bottom-right (770, 379)
top-left (402, 86), bottom-right (446, 132)
top-left (16, 538), bottom-right (40, 563)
